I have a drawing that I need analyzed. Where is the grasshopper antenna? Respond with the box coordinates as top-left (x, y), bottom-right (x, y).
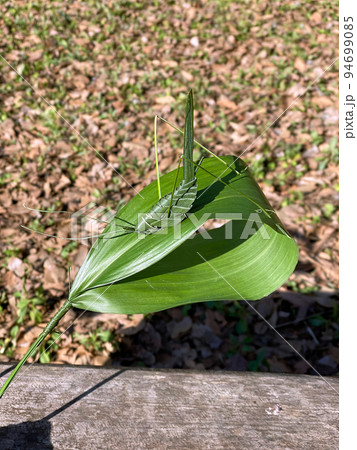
top-left (23, 203), bottom-right (112, 224)
top-left (20, 225), bottom-right (126, 241)
top-left (23, 203), bottom-right (73, 215)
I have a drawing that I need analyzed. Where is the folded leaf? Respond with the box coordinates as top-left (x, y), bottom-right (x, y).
top-left (70, 156), bottom-right (298, 312)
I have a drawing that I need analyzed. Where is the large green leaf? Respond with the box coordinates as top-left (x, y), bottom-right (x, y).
top-left (70, 156), bottom-right (298, 313)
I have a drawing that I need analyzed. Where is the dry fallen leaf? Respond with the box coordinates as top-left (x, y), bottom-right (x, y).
top-left (217, 96), bottom-right (237, 110)
top-left (8, 257), bottom-right (26, 278)
top-left (294, 57), bottom-right (306, 73)
top-left (43, 257), bottom-right (67, 291)
top-left (155, 95), bottom-right (176, 105)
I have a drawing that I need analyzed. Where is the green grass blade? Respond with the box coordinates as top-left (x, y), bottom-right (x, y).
top-left (183, 90), bottom-right (195, 182)
top-left (157, 115), bottom-right (246, 176)
top-left (154, 115), bottom-right (161, 199)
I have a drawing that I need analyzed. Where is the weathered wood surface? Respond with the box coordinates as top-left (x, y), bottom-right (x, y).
top-left (0, 363), bottom-right (338, 450)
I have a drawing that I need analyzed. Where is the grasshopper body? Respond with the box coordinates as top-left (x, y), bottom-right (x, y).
top-left (111, 90), bottom-right (197, 238)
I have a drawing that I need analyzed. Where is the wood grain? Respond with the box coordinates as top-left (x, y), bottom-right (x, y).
top-left (0, 364), bottom-right (338, 450)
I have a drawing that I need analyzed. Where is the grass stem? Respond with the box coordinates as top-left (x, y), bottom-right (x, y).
top-left (0, 299), bottom-right (72, 399)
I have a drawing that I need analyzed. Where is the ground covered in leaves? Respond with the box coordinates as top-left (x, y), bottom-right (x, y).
top-left (0, 0), bottom-right (338, 375)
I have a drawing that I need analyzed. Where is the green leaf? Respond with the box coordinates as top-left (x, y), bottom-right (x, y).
top-left (70, 156), bottom-right (298, 313)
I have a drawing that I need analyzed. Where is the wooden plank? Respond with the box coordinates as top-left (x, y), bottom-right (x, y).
top-left (0, 364), bottom-right (338, 450)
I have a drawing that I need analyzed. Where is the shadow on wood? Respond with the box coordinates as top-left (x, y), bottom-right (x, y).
top-left (0, 365), bottom-right (15, 379)
top-left (0, 420), bottom-right (53, 450)
top-left (0, 364), bottom-right (338, 450)
top-left (0, 369), bottom-right (125, 450)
